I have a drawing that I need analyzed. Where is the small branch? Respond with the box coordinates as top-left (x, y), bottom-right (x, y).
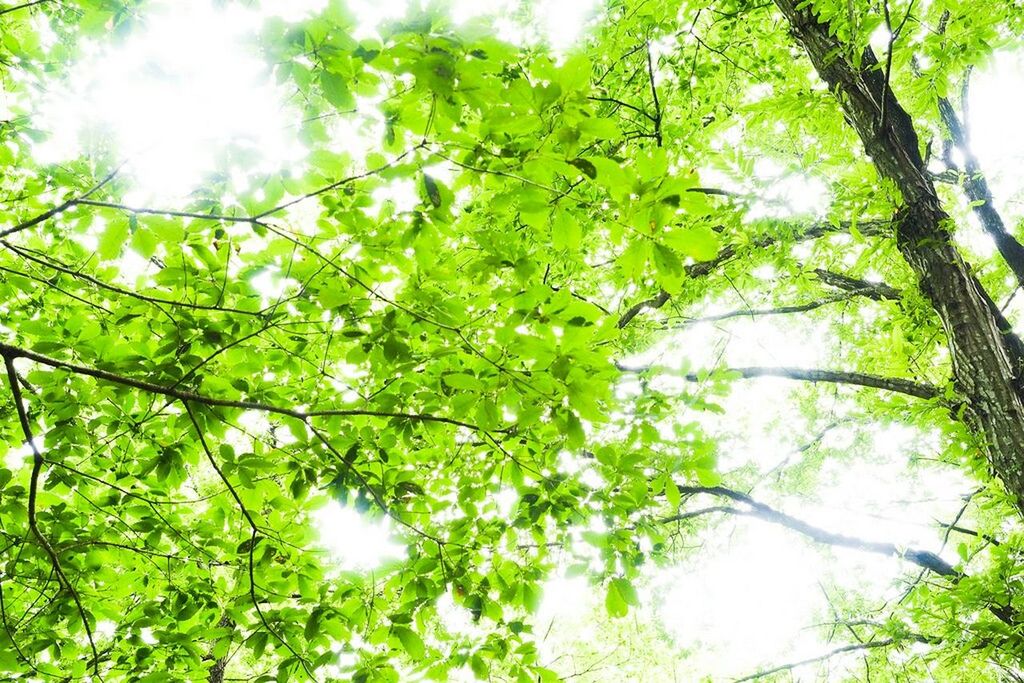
top-left (645, 41), bottom-right (663, 147)
top-left (0, 342), bottom-right (497, 432)
top-left (0, 166), bottom-right (121, 240)
top-left (0, 0), bottom-right (49, 17)
top-left (3, 355), bottom-right (102, 677)
top-left (935, 521), bottom-right (1001, 547)
top-left (665, 486), bottom-right (957, 576)
top-left (936, 96), bottom-right (1024, 290)
top-left (308, 425), bottom-right (445, 545)
top-left (666, 295), bottom-right (862, 326)
top-left (0, 148), bottom-right (417, 240)
top-left (184, 403), bottom-right (314, 680)
top-left (1, 240), bottom-right (270, 317)
top-left (586, 96), bottom-right (656, 122)
top-left (619, 363), bottom-right (939, 400)
top-left (878, 0), bottom-right (915, 132)
top-left (616, 220), bottom-right (890, 328)
top-left (734, 639), bottom-right (900, 681)
top-left (813, 269), bottom-right (901, 301)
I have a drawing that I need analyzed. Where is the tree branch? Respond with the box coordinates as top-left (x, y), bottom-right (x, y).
top-left (3, 356), bottom-right (102, 676)
top-left (0, 342), bottom-right (496, 432)
top-left (665, 486), bottom-right (1018, 626)
top-left (184, 403), bottom-right (314, 680)
top-left (0, 147), bottom-right (418, 241)
top-left (0, 166), bottom-right (121, 240)
top-left (586, 96), bottom-right (655, 122)
top-left (1, 239), bottom-right (272, 317)
top-left (734, 638), bottom-right (901, 681)
top-left (0, 0), bottom-right (50, 18)
top-left (645, 40), bottom-right (663, 147)
top-left (616, 220), bottom-right (890, 328)
top-left (936, 97), bottom-right (1024, 290)
top-left (666, 294), bottom-right (870, 326)
top-left (619, 363), bottom-right (939, 400)
top-left (813, 269), bottom-right (901, 301)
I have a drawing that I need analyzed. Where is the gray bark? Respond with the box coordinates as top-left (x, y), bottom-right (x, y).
top-left (771, 0), bottom-right (1024, 512)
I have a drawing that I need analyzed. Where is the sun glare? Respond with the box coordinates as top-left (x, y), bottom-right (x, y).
top-left (34, 1), bottom-right (301, 203)
top-left (312, 499), bottom-right (407, 571)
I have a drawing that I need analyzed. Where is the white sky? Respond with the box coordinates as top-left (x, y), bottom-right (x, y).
top-left (13, 0), bottom-right (1024, 680)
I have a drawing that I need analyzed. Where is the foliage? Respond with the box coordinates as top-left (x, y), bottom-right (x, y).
top-left (1, 0), bottom-right (1024, 680)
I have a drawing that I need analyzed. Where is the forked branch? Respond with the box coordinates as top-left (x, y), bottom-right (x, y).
top-left (3, 355), bottom-right (101, 677)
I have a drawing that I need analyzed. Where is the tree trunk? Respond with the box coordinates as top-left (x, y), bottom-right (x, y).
top-left (771, 0), bottom-right (1024, 511)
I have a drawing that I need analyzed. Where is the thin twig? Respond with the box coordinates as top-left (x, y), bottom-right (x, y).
top-left (184, 403), bottom-right (315, 680)
top-left (3, 355), bottom-right (102, 677)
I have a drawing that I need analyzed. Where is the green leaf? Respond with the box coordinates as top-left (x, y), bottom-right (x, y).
top-left (423, 173), bottom-right (442, 208)
top-left (605, 579), bottom-right (629, 618)
top-left (551, 207), bottom-right (582, 250)
top-left (664, 475), bottom-right (681, 508)
top-left (652, 243), bottom-right (683, 293)
top-left (664, 225), bottom-right (721, 261)
top-left (321, 72), bottom-right (354, 108)
top-left (578, 117), bottom-right (621, 140)
top-left (394, 626), bottom-right (425, 660)
top-left (98, 219), bottom-right (130, 260)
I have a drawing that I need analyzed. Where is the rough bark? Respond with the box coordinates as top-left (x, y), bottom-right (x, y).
top-left (771, 0), bottom-right (1024, 512)
top-left (813, 268), bottom-right (901, 301)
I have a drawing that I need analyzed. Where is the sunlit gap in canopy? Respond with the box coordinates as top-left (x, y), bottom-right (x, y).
top-left (312, 498), bottom-right (408, 571)
top-left (939, 50), bottom-right (1024, 266)
top-left (32, 0), bottom-right (305, 204)
top-left (29, 0), bottom-right (604, 204)
top-left (607, 272), bottom-right (975, 679)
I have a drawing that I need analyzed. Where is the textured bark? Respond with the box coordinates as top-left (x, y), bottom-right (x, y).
top-left (813, 268), bottom-right (901, 301)
top-left (771, 0), bottom-right (1024, 512)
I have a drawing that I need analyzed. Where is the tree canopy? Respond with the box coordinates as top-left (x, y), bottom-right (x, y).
top-left (2, 0), bottom-right (1024, 680)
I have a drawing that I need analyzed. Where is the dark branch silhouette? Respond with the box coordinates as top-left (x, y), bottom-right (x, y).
top-left (619, 363), bottom-right (939, 400)
top-left (0, 342), bottom-right (495, 432)
top-left (813, 269), bottom-right (901, 301)
top-left (617, 220), bottom-right (890, 328)
top-left (663, 486), bottom-right (957, 576)
top-left (4, 356), bottom-right (102, 676)
top-left (733, 638), bottom-right (902, 681)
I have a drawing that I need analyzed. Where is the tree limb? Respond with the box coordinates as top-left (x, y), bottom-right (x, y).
top-left (936, 97), bottom-right (1024, 289)
top-left (184, 403), bottom-right (314, 680)
top-left (665, 485), bottom-right (1018, 626)
top-left (616, 220), bottom-right (890, 328)
top-left (3, 356), bottom-right (102, 677)
top-left (813, 269), bottom-right (901, 301)
top-left (666, 295), bottom-right (871, 326)
top-left (733, 638), bottom-right (901, 681)
top-left (0, 1), bottom-right (50, 18)
top-left (0, 167), bottom-right (121, 240)
top-left (0, 342), bottom-right (496, 432)
top-left (663, 486), bottom-right (957, 576)
top-left (619, 363), bottom-right (939, 399)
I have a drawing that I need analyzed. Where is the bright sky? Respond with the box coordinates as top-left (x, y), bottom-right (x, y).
top-left (16, 0), bottom-right (1024, 680)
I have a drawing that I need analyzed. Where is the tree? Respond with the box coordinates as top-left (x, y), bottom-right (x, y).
top-left (1, 0), bottom-right (1023, 680)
